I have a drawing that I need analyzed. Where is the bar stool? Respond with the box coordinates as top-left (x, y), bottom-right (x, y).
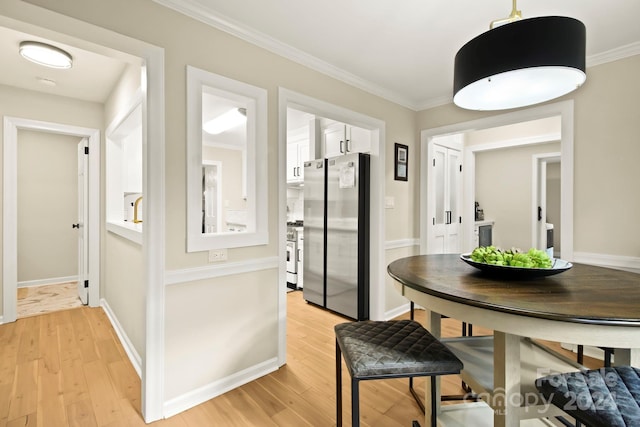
top-left (535, 366), bottom-right (640, 427)
top-left (335, 320), bottom-right (463, 427)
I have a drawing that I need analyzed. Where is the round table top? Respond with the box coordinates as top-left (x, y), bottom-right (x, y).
top-left (387, 254), bottom-right (640, 327)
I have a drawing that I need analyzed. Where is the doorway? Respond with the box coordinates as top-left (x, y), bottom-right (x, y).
top-left (3, 117), bottom-right (100, 323)
top-left (420, 100), bottom-right (575, 260)
top-left (278, 88), bottom-right (386, 365)
top-left (533, 154), bottom-right (562, 257)
top-left (15, 130), bottom-right (87, 318)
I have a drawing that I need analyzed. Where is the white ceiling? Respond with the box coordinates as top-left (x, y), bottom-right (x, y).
top-left (2, 2), bottom-right (640, 109)
top-left (0, 25), bottom-right (128, 103)
top-left (157, 0), bottom-right (640, 110)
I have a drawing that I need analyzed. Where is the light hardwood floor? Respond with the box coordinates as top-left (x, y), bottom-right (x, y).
top-left (17, 282), bottom-right (82, 319)
top-left (0, 289), bottom-right (600, 426)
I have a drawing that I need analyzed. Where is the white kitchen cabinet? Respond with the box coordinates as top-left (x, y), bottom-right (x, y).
top-left (287, 140), bottom-right (309, 183)
top-left (322, 121), bottom-right (370, 158)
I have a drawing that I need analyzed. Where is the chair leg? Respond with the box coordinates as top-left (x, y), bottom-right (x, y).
top-left (603, 348), bottom-right (613, 367)
top-left (336, 340), bottom-right (342, 427)
top-left (409, 376), bottom-right (426, 413)
top-left (577, 345), bottom-right (584, 365)
top-left (430, 376), bottom-right (437, 427)
top-left (352, 378), bottom-right (360, 427)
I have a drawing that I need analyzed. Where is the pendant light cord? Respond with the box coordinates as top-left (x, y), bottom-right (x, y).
top-left (490, 0), bottom-right (522, 29)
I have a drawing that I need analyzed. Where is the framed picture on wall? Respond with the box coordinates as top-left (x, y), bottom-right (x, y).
top-left (394, 143), bottom-right (408, 181)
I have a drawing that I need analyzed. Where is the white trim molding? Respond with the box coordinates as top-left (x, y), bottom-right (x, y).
top-left (18, 276), bottom-right (78, 288)
top-left (420, 100), bottom-right (574, 261)
top-left (3, 116), bottom-right (101, 323)
top-left (164, 256), bottom-right (279, 286)
top-left (101, 299), bottom-right (142, 377)
top-left (573, 252), bottom-right (640, 272)
top-left (385, 238), bottom-right (420, 251)
top-left (163, 357), bottom-right (279, 418)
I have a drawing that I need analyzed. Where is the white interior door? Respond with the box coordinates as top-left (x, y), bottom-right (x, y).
top-left (535, 159), bottom-right (548, 251)
top-left (428, 144), bottom-right (463, 254)
top-left (77, 139), bottom-right (89, 304)
top-left (202, 162), bottom-right (221, 233)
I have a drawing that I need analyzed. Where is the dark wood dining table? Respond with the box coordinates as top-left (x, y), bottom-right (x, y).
top-left (387, 254), bottom-right (640, 427)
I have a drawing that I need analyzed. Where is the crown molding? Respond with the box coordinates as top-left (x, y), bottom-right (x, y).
top-left (153, 0), bottom-right (640, 112)
top-left (586, 41), bottom-right (640, 67)
top-left (152, 0), bottom-right (419, 110)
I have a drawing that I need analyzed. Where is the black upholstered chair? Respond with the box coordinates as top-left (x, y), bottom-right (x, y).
top-left (335, 320), bottom-right (463, 427)
top-left (535, 366), bottom-right (640, 427)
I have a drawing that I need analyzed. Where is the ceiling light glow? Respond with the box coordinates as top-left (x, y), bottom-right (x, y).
top-left (203, 108), bottom-right (247, 135)
top-left (19, 41), bottom-right (73, 69)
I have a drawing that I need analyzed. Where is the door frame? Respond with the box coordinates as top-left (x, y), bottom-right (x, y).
top-left (420, 100), bottom-right (574, 261)
top-left (532, 153), bottom-right (561, 252)
top-left (3, 117), bottom-right (100, 321)
top-left (278, 88), bottom-right (386, 365)
top-left (426, 137), bottom-right (464, 254)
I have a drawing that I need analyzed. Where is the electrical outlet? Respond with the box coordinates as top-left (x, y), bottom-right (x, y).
top-left (208, 249), bottom-right (228, 262)
top-left (385, 196), bottom-right (395, 209)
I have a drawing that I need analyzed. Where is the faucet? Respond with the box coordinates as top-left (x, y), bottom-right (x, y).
top-left (133, 196), bottom-right (143, 223)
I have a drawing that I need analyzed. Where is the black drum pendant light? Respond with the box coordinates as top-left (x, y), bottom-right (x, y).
top-left (453, 0), bottom-right (586, 111)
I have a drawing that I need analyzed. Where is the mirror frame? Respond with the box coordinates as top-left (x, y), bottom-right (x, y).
top-left (186, 65), bottom-right (268, 251)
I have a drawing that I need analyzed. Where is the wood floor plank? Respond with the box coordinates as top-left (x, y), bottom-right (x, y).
top-left (38, 314), bottom-right (60, 375)
top-left (69, 310), bottom-right (99, 364)
top-left (255, 375), bottom-right (335, 426)
top-left (236, 379), bottom-right (287, 419)
top-left (0, 288), bottom-right (605, 427)
top-left (82, 360), bottom-right (123, 426)
top-left (7, 361), bottom-right (38, 421)
top-left (66, 399), bottom-right (98, 427)
top-left (36, 370), bottom-right (67, 427)
top-left (106, 360), bottom-right (140, 404)
top-left (6, 413), bottom-right (37, 427)
top-left (61, 358), bottom-right (91, 406)
top-left (16, 317), bottom-right (39, 364)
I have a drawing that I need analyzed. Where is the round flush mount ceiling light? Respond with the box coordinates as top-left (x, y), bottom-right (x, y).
top-left (19, 41), bottom-right (73, 69)
top-left (453, 15), bottom-right (586, 111)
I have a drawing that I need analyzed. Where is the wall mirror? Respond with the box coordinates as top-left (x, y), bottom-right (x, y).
top-left (186, 66), bottom-right (268, 251)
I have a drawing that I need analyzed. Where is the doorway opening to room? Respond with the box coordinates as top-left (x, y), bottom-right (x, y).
top-left (15, 130), bottom-right (90, 318)
top-left (420, 101), bottom-right (574, 261)
top-left (4, 117), bottom-right (100, 322)
top-left (278, 88), bottom-right (386, 364)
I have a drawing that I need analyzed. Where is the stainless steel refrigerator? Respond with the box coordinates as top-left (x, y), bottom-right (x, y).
top-left (302, 152), bottom-right (369, 320)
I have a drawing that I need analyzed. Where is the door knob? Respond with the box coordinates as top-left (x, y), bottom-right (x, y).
top-left (72, 223), bottom-right (80, 229)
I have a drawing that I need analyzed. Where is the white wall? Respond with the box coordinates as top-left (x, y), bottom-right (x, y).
top-left (418, 54), bottom-right (640, 262)
top-left (102, 61), bottom-right (146, 360)
top-left (0, 84), bottom-right (103, 315)
top-left (17, 130), bottom-right (80, 283)
top-left (475, 141), bottom-right (560, 250)
top-left (9, 0), bottom-right (419, 416)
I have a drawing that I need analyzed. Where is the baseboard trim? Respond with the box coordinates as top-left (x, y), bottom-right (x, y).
top-left (100, 298), bottom-right (142, 377)
top-left (385, 302), bottom-right (412, 320)
top-left (573, 252), bottom-right (640, 272)
top-left (18, 276), bottom-right (78, 288)
top-left (385, 238), bottom-right (419, 250)
top-left (163, 357), bottom-right (279, 418)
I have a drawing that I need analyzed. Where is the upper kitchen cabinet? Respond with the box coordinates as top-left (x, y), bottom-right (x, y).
top-left (322, 120), bottom-right (371, 158)
top-left (286, 126), bottom-right (310, 184)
